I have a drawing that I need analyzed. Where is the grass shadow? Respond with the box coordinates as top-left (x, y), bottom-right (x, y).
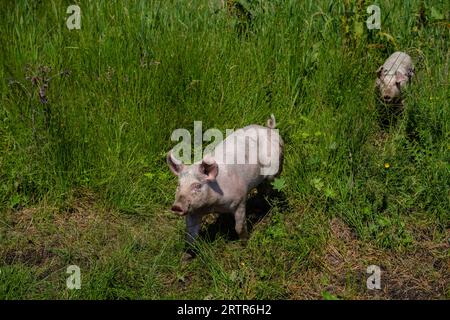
top-left (198, 188), bottom-right (288, 243)
top-left (376, 100), bottom-right (405, 129)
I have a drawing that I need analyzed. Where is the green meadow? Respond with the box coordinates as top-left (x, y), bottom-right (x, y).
top-left (0, 0), bottom-right (448, 299)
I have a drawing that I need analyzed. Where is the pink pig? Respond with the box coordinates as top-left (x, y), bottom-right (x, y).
top-left (167, 115), bottom-right (283, 254)
top-left (376, 51), bottom-right (415, 105)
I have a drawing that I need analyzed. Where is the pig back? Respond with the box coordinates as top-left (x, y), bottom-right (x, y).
top-left (210, 124), bottom-right (282, 190)
top-left (383, 51), bottom-right (413, 76)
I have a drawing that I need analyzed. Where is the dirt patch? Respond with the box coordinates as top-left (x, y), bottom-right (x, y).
top-left (371, 130), bottom-right (390, 148)
top-left (0, 190), bottom-right (122, 268)
top-left (2, 246), bottom-right (55, 265)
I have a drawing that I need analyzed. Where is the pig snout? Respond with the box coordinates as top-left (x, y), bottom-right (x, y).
top-left (378, 82), bottom-right (400, 103)
top-left (171, 203), bottom-right (188, 216)
top-left (382, 88), bottom-right (401, 103)
top-left (383, 95), bottom-right (393, 102)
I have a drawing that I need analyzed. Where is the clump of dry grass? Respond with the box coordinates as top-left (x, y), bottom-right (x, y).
top-left (288, 218), bottom-right (449, 299)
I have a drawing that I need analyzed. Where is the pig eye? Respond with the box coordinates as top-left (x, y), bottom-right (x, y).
top-left (192, 183), bottom-right (202, 192)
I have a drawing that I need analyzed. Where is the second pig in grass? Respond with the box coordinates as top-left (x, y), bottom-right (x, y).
top-left (167, 114), bottom-right (284, 255)
top-left (376, 51), bottom-right (415, 105)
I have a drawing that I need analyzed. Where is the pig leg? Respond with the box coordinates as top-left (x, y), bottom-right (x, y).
top-left (185, 213), bottom-right (202, 246)
top-left (234, 202), bottom-right (248, 243)
top-left (182, 213), bottom-right (202, 262)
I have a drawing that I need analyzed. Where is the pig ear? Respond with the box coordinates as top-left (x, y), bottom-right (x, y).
top-left (200, 155), bottom-right (218, 181)
top-left (167, 151), bottom-right (184, 176)
top-left (395, 71), bottom-right (408, 84)
top-left (376, 66), bottom-right (384, 78)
